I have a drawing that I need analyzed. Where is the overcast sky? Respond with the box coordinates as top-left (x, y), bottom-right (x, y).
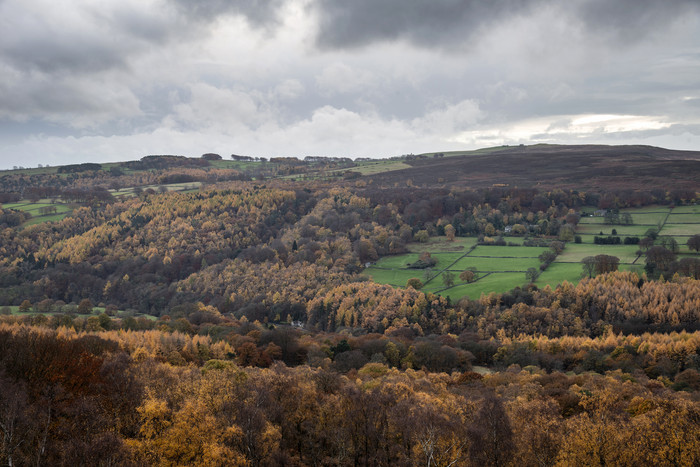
top-left (1, 0), bottom-right (700, 169)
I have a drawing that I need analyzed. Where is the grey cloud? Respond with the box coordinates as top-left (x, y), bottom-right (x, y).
top-left (170, 0), bottom-right (286, 27)
top-left (0, 0), bottom-right (288, 77)
top-left (575, 0), bottom-right (700, 42)
top-left (3, 36), bottom-right (127, 74)
top-left (0, 2), bottom-right (165, 75)
top-left (313, 0), bottom-right (700, 50)
top-left (313, 0), bottom-right (541, 49)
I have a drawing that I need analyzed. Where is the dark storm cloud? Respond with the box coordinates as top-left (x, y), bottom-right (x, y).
top-left (313, 0), bottom-right (541, 49)
top-left (313, 0), bottom-right (700, 49)
top-left (0, 0), bottom-right (288, 76)
top-left (0, 3), bottom-right (169, 75)
top-left (576, 0), bottom-right (700, 42)
top-left (3, 36), bottom-right (127, 74)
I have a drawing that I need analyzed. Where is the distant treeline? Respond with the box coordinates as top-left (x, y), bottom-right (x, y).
top-left (122, 155), bottom-right (210, 171)
top-left (57, 163), bottom-right (102, 173)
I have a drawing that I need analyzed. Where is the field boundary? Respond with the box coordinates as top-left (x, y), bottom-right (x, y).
top-left (423, 244), bottom-right (477, 286)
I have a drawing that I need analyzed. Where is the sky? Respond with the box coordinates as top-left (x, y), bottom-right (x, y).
top-left (1, 0), bottom-right (700, 169)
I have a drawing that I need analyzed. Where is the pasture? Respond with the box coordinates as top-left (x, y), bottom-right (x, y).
top-left (110, 181), bottom-right (202, 197)
top-left (365, 204), bottom-right (700, 301)
top-left (3, 200), bottom-right (73, 226)
top-left (555, 244), bottom-right (641, 264)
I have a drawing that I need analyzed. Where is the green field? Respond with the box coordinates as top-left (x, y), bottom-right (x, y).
top-left (372, 254), bottom-right (421, 269)
top-left (621, 206), bottom-right (672, 213)
top-left (3, 200), bottom-right (73, 225)
top-left (555, 244), bottom-right (641, 264)
top-left (535, 262), bottom-right (583, 287)
top-left (111, 182), bottom-right (203, 197)
top-left (578, 211), bottom-right (669, 225)
top-left (365, 204), bottom-right (700, 301)
top-left (467, 245), bottom-right (548, 257)
top-left (431, 252), bottom-right (472, 266)
top-left (407, 236), bottom-right (477, 253)
top-left (672, 205), bottom-right (700, 214)
top-left (451, 256), bottom-right (539, 272)
top-left (351, 160), bottom-right (413, 175)
top-left (661, 224), bottom-right (700, 236)
top-left (365, 268), bottom-right (424, 288)
top-left (576, 224), bottom-right (654, 236)
top-left (443, 273), bottom-right (530, 300)
top-left (667, 214), bottom-right (700, 223)
top-left (578, 217), bottom-right (606, 224)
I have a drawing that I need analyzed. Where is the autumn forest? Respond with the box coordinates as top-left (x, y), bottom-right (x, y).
top-left (1, 148), bottom-right (700, 466)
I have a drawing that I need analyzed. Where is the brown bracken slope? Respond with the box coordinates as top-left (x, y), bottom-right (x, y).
top-left (365, 145), bottom-right (700, 191)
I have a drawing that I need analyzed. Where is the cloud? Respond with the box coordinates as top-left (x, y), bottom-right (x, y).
top-left (272, 79), bottom-right (305, 100)
top-left (0, 65), bottom-right (142, 127)
top-left (315, 62), bottom-right (377, 96)
top-left (414, 100), bottom-right (482, 135)
top-left (574, 0), bottom-right (700, 42)
top-left (170, 0), bottom-right (287, 27)
top-left (0, 0), bottom-right (699, 170)
top-left (313, 0), bottom-right (541, 50)
top-left (166, 83), bottom-right (270, 133)
top-left (312, 0), bottom-right (700, 51)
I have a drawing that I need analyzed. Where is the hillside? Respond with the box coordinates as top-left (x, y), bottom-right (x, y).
top-left (1, 146), bottom-right (700, 465)
top-left (367, 145), bottom-right (700, 191)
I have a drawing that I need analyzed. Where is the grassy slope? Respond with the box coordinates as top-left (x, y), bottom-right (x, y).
top-left (366, 204), bottom-right (700, 301)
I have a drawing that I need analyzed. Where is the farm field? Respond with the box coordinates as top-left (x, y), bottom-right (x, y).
top-left (555, 244), bottom-right (641, 264)
top-left (672, 205), bottom-right (700, 214)
top-left (406, 236), bottom-right (477, 253)
top-left (3, 200), bottom-right (73, 225)
top-left (366, 204), bottom-right (700, 301)
top-left (451, 255), bottom-right (539, 272)
top-left (465, 245), bottom-right (547, 257)
top-left (441, 272), bottom-right (529, 300)
top-left (662, 224), bottom-right (700, 236)
top-left (576, 224), bottom-right (655, 236)
top-left (664, 214), bottom-right (699, 223)
top-left (110, 181), bottom-right (202, 197)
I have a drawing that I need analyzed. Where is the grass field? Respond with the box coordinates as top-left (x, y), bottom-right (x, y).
top-left (555, 244), bottom-right (641, 263)
top-left (443, 273), bottom-right (529, 300)
top-left (407, 236), bottom-right (477, 253)
top-left (621, 206), bottom-right (672, 213)
top-left (672, 205), bottom-right (700, 214)
top-left (365, 204), bottom-right (700, 301)
top-left (576, 224), bottom-right (654, 236)
top-left (431, 252), bottom-right (472, 266)
top-left (417, 146), bottom-right (509, 159)
top-left (3, 200), bottom-right (73, 226)
top-left (535, 262), bottom-right (583, 287)
top-left (111, 182), bottom-right (202, 197)
top-left (580, 212), bottom-right (669, 226)
top-left (467, 245), bottom-right (548, 257)
top-left (451, 256), bottom-right (539, 272)
top-left (661, 224), bottom-right (700, 236)
top-left (372, 254), bottom-right (421, 269)
top-left (667, 214), bottom-right (700, 223)
top-left (578, 217), bottom-right (606, 224)
top-left (365, 268), bottom-right (424, 287)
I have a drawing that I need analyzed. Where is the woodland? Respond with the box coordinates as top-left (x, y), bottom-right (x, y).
top-left (0, 148), bottom-right (700, 466)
